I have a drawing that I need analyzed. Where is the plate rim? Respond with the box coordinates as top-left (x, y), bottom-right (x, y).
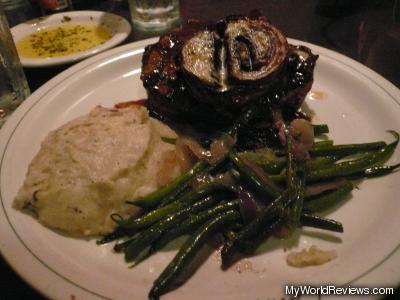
top-left (11, 10), bottom-right (132, 68)
top-left (0, 37), bottom-right (399, 299)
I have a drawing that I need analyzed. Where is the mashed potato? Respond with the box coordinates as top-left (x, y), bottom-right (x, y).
top-left (13, 105), bottom-right (180, 237)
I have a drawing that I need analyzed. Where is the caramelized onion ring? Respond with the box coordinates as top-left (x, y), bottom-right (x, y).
top-left (175, 136), bottom-right (208, 171)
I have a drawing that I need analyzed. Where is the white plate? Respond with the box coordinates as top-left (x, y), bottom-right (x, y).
top-left (0, 38), bottom-right (399, 300)
top-left (11, 11), bottom-right (131, 68)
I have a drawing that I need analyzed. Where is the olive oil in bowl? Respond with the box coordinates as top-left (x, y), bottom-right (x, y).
top-left (16, 23), bottom-right (112, 58)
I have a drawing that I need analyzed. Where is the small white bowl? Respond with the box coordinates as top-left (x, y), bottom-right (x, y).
top-left (11, 10), bottom-right (132, 68)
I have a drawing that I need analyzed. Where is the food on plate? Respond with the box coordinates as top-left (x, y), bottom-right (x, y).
top-left (141, 14), bottom-right (317, 149)
top-left (106, 124), bottom-right (399, 298)
top-left (94, 13), bottom-right (400, 299)
top-left (16, 23), bottom-right (112, 58)
top-left (286, 245), bottom-right (337, 267)
top-left (11, 11), bottom-right (399, 300)
top-left (13, 105), bottom-right (180, 236)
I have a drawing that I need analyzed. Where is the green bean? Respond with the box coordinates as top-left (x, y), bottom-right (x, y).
top-left (307, 137), bottom-right (398, 182)
top-left (282, 128), bottom-right (306, 230)
top-left (123, 195), bottom-right (221, 262)
top-left (306, 156), bottom-right (338, 170)
top-left (257, 159), bottom-right (286, 174)
top-left (150, 200), bottom-right (240, 257)
top-left (303, 182), bottom-right (353, 213)
top-left (159, 154), bottom-right (230, 207)
top-left (160, 136), bottom-right (177, 144)
top-left (331, 163), bottom-right (400, 180)
top-left (119, 186), bottom-right (230, 229)
top-left (97, 227), bottom-right (133, 245)
top-left (313, 140), bottom-right (334, 147)
top-left (133, 160), bottom-right (209, 209)
top-left (238, 149), bottom-right (285, 174)
top-left (230, 152), bottom-right (282, 199)
top-left (363, 163), bottom-right (400, 177)
top-left (272, 146), bottom-right (398, 185)
top-left (119, 200), bottom-right (184, 230)
top-left (97, 229), bottom-right (123, 245)
top-left (284, 128), bottom-right (297, 207)
top-left (313, 124), bottom-right (329, 136)
top-left (204, 152), bottom-right (230, 174)
top-left (287, 171), bottom-right (306, 228)
top-left (240, 148), bottom-right (335, 174)
top-left (148, 210), bottom-right (240, 300)
top-left (285, 128), bottom-right (295, 188)
top-left (239, 218), bottom-right (283, 256)
top-left (115, 194), bottom-right (220, 253)
top-left (103, 125), bottom-right (400, 298)
top-left (221, 192), bottom-right (288, 267)
top-left (269, 173), bottom-right (285, 184)
top-left (115, 215), bottom-right (179, 255)
top-left (98, 209), bottom-right (147, 244)
top-left (309, 141), bottom-right (386, 157)
top-left (300, 214), bottom-right (343, 232)
top-left (240, 151), bottom-right (336, 174)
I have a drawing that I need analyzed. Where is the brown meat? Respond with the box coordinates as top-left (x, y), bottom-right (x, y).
top-left (141, 14), bottom-right (318, 146)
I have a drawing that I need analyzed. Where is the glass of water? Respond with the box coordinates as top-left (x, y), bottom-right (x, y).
top-left (128, 0), bottom-right (180, 30)
top-left (0, 5), bottom-right (30, 128)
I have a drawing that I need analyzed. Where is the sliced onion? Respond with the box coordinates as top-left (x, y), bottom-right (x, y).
top-left (305, 179), bottom-right (348, 198)
top-left (213, 171), bottom-right (236, 188)
top-left (190, 173), bottom-right (214, 190)
top-left (157, 150), bottom-right (181, 187)
top-left (237, 185), bottom-right (258, 223)
top-left (175, 133), bottom-right (236, 170)
top-left (175, 136), bottom-right (209, 171)
top-left (191, 171), bottom-right (236, 191)
top-left (275, 121), bottom-right (286, 145)
top-left (240, 156), bottom-right (282, 193)
top-left (209, 134), bottom-right (237, 163)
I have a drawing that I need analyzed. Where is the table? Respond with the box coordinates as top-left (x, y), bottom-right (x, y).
top-left (23, 0), bottom-right (400, 91)
top-left (1, 0), bottom-right (399, 299)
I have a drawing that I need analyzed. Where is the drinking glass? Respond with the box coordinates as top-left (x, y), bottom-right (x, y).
top-left (128, 0), bottom-right (180, 30)
top-left (0, 5), bottom-right (30, 128)
top-left (0, 0), bottom-right (33, 27)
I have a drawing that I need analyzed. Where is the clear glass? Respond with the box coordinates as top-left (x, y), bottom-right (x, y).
top-left (0, 6), bottom-right (30, 128)
top-left (0, 0), bottom-right (32, 27)
top-left (38, 0), bottom-right (72, 15)
top-left (128, 0), bottom-right (180, 30)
